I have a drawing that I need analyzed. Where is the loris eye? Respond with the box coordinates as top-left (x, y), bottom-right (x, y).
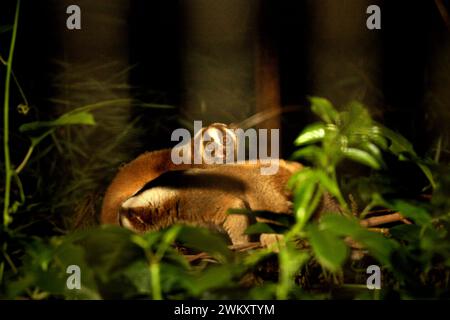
top-left (204, 142), bottom-right (216, 151)
top-left (225, 137), bottom-right (235, 147)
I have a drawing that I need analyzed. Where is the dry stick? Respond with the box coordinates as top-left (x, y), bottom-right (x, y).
top-left (185, 213), bottom-right (412, 263)
top-left (364, 208), bottom-right (396, 215)
top-left (185, 253), bottom-right (215, 263)
top-left (229, 242), bottom-right (262, 251)
top-left (360, 212), bottom-right (411, 228)
top-left (367, 228), bottom-right (390, 235)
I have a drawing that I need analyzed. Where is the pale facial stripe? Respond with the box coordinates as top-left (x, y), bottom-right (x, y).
top-left (121, 187), bottom-right (177, 209)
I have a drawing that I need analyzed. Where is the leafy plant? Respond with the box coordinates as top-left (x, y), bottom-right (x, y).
top-left (1, 1), bottom-right (448, 300)
top-left (239, 97), bottom-right (448, 298)
top-left (2, 91), bottom-right (449, 299)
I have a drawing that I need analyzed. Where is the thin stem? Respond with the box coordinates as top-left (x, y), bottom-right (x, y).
top-left (150, 262), bottom-right (162, 300)
top-left (330, 168), bottom-right (350, 215)
top-left (1, 55), bottom-right (29, 106)
top-left (12, 172), bottom-right (25, 203)
top-left (434, 136), bottom-right (442, 164)
top-left (2, 250), bottom-right (18, 274)
top-left (15, 145), bottom-right (33, 175)
top-left (360, 199), bottom-right (377, 219)
top-left (3, 0), bottom-right (21, 228)
top-left (276, 250), bottom-right (289, 300)
top-left (11, 69), bottom-right (29, 106)
top-left (0, 262), bottom-right (4, 285)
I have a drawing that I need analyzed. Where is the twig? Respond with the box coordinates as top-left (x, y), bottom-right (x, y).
top-left (184, 212), bottom-right (411, 264)
top-left (367, 227), bottom-right (390, 235)
top-left (360, 212), bottom-right (410, 227)
top-left (228, 242), bottom-right (262, 251)
top-left (364, 208), bottom-right (396, 215)
top-left (184, 252), bottom-right (215, 263)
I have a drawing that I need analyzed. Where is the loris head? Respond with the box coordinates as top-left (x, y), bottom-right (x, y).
top-left (101, 123), bottom-right (239, 225)
top-left (197, 123), bottom-right (239, 164)
top-left (172, 122), bottom-right (240, 165)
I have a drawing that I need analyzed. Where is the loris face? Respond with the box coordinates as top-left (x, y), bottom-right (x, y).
top-left (199, 123), bottom-right (239, 164)
top-left (119, 186), bottom-right (179, 233)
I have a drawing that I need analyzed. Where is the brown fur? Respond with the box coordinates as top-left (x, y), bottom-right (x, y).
top-left (101, 149), bottom-right (190, 224)
top-left (117, 161), bottom-right (302, 244)
top-left (101, 123), bottom-right (236, 224)
top-left (101, 123), bottom-right (341, 246)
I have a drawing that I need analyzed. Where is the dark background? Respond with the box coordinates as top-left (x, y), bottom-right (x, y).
top-left (1, 0), bottom-right (449, 189)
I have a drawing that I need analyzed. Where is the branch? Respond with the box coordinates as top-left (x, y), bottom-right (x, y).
top-left (360, 212), bottom-right (411, 227)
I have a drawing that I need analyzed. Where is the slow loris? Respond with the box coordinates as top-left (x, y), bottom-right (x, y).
top-left (101, 123), bottom-right (340, 245)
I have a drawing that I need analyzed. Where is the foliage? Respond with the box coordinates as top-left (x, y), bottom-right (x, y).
top-left (1, 1), bottom-right (449, 300)
top-left (2, 95), bottom-right (448, 299)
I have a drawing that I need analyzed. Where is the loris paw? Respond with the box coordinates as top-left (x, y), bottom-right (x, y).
top-left (260, 233), bottom-right (285, 252)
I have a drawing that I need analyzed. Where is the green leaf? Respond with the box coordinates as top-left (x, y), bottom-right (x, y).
top-left (277, 244), bottom-right (310, 299)
top-left (244, 248), bottom-right (275, 267)
top-left (290, 146), bottom-right (324, 164)
top-left (12, 236), bottom-right (101, 299)
top-left (289, 167), bottom-right (315, 192)
top-left (319, 214), bottom-right (362, 237)
top-left (0, 25), bottom-right (13, 33)
top-left (177, 226), bottom-right (231, 261)
top-left (307, 225), bottom-right (348, 272)
top-left (123, 260), bottom-right (151, 294)
top-left (30, 130), bottom-right (52, 147)
top-left (354, 231), bottom-right (394, 266)
top-left (19, 111), bottom-right (96, 132)
top-left (390, 200), bottom-right (432, 226)
top-left (361, 141), bottom-right (385, 167)
top-left (319, 214), bottom-right (395, 265)
top-left (314, 171), bottom-right (341, 199)
top-left (228, 209), bottom-right (292, 233)
top-left (417, 163), bottom-right (436, 190)
top-left (256, 212), bottom-right (294, 228)
top-left (78, 226), bottom-right (143, 281)
top-left (155, 225), bottom-right (183, 260)
top-left (184, 265), bottom-right (236, 296)
top-left (292, 172), bottom-right (319, 225)
top-left (244, 222), bottom-right (290, 235)
top-left (342, 147), bottom-right (381, 169)
top-left (389, 224), bottom-right (421, 242)
top-left (368, 126), bottom-right (388, 150)
top-left (309, 97), bottom-right (339, 124)
top-left (245, 222), bottom-right (275, 235)
top-left (294, 123), bottom-right (326, 146)
top-left (377, 125), bottom-right (436, 188)
top-left (342, 101), bottom-right (373, 133)
top-left (378, 125), bottom-right (416, 157)
top-left (131, 232), bottom-right (161, 251)
top-left (158, 262), bottom-right (190, 294)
